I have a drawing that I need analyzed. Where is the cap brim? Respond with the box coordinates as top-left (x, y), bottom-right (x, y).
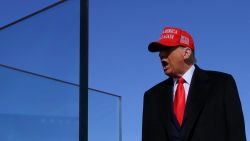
top-left (148, 42), bottom-right (177, 52)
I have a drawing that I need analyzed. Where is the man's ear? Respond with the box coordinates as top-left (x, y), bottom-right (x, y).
top-left (183, 47), bottom-right (192, 60)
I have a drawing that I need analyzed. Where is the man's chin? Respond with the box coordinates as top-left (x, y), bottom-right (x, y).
top-left (164, 71), bottom-right (177, 78)
top-left (164, 71), bottom-right (172, 77)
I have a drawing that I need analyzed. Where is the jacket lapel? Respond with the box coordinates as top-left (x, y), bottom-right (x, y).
top-left (158, 65), bottom-right (211, 140)
top-left (184, 65), bottom-right (211, 141)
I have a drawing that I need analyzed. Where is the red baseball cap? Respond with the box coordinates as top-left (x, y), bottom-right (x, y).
top-left (148, 27), bottom-right (195, 52)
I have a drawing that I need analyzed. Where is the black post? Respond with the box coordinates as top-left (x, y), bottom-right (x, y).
top-left (79, 0), bottom-right (88, 140)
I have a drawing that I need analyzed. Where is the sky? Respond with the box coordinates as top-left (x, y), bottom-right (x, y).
top-left (0, 0), bottom-right (249, 141)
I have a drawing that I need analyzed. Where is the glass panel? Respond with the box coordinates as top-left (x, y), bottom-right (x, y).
top-left (89, 89), bottom-right (121, 141)
top-left (0, 0), bottom-right (80, 84)
top-left (0, 65), bottom-right (79, 141)
top-left (0, 0), bottom-right (61, 27)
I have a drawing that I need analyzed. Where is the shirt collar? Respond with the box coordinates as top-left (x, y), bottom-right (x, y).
top-left (173, 65), bottom-right (195, 84)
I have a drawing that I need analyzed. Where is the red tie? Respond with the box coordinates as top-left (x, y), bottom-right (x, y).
top-left (174, 77), bottom-right (186, 126)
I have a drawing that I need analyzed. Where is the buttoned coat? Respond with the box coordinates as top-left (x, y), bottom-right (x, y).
top-left (142, 65), bottom-right (246, 141)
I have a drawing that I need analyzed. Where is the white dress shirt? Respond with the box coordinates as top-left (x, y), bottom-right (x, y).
top-left (173, 65), bottom-right (195, 101)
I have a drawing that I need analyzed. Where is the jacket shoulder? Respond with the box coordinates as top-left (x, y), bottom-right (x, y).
top-left (204, 69), bottom-right (234, 80)
top-left (144, 78), bottom-right (172, 97)
top-left (195, 64), bottom-right (234, 80)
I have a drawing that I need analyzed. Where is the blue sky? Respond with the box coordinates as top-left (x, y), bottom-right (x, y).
top-left (0, 0), bottom-right (249, 141)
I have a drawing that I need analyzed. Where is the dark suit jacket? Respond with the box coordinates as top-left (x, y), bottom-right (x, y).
top-left (142, 65), bottom-right (246, 141)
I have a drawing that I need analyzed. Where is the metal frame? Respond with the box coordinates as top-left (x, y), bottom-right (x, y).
top-left (80, 0), bottom-right (88, 140)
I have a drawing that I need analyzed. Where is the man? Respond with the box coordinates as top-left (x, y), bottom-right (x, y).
top-left (142, 27), bottom-right (246, 141)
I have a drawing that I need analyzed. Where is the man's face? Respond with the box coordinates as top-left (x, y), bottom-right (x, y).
top-left (159, 46), bottom-right (185, 78)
